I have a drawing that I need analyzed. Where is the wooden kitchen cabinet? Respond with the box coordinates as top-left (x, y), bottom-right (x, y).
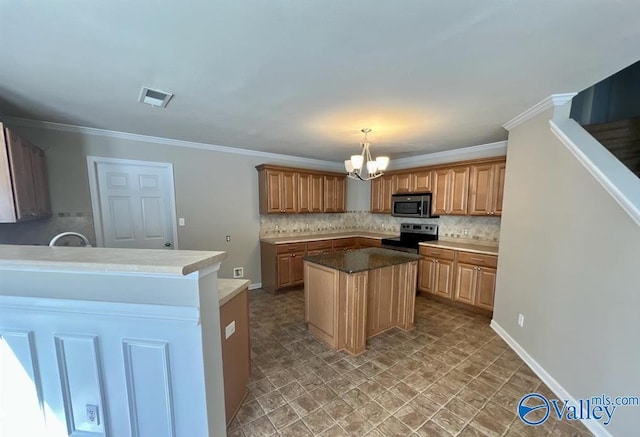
top-left (307, 239), bottom-right (333, 255)
top-left (392, 170), bottom-right (431, 194)
top-left (323, 175), bottom-right (346, 213)
top-left (468, 161), bottom-right (506, 216)
top-left (298, 172), bottom-right (324, 213)
top-left (370, 174), bottom-right (393, 213)
top-left (0, 123), bottom-right (52, 222)
top-left (357, 237), bottom-right (381, 248)
top-left (332, 237), bottom-right (357, 252)
top-left (431, 166), bottom-right (469, 215)
top-left (260, 242), bottom-right (307, 292)
top-left (418, 246), bottom-right (455, 298)
top-left (258, 167), bottom-right (298, 214)
top-left (453, 252), bottom-right (498, 311)
top-left (256, 164), bottom-right (345, 214)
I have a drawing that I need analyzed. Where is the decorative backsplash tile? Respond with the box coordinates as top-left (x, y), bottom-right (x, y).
top-left (0, 212), bottom-right (96, 246)
top-left (260, 212), bottom-right (501, 243)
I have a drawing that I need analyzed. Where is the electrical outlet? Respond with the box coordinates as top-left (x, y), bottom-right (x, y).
top-left (464, 228), bottom-right (469, 235)
top-left (86, 404), bottom-right (100, 425)
top-left (233, 267), bottom-right (244, 278)
top-left (226, 235), bottom-right (231, 242)
top-left (518, 314), bottom-right (525, 327)
top-left (225, 321), bottom-right (236, 339)
top-left (178, 218), bottom-right (185, 226)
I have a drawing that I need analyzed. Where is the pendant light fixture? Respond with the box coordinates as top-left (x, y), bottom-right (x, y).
top-left (344, 128), bottom-right (390, 181)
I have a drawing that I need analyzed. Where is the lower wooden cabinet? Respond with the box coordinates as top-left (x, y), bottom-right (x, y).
top-left (418, 245), bottom-right (498, 313)
top-left (261, 237), bottom-right (382, 292)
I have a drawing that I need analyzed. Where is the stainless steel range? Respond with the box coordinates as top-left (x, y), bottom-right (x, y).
top-left (381, 223), bottom-right (438, 254)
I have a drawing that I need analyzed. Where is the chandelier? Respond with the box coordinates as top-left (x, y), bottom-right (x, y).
top-left (344, 128), bottom-right (390, 181)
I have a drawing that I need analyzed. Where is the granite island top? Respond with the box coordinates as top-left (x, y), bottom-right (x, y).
top-left (419, 240), bottom-right (499, 256)
top-left (304, 247), bottom-right (422, 274)
top-left (260, 231), bottom-right (397, 244)
top-left (0, 244), bottom-right (227, 275)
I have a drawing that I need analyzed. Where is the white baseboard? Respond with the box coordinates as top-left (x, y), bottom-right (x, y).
top-left (249, 282), bottom-right (262, 290)
top-left (490, 320), bottom-right (611, 437)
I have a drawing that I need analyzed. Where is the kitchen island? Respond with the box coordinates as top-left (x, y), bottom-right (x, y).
top-left (0, 244), bottom-right (228, 437)
top-left (303, 248), bottom-right (421, 355)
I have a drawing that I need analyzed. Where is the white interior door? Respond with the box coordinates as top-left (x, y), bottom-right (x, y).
top-left (88, 157), bottom-right (178, 249)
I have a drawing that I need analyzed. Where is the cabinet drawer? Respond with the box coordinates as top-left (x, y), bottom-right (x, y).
top-left (419, 246), bottom-right (456, 261)
top-left (276, 242), bottom-right (307, 254)
top-left (332, 238), bottom-right (357, 249)
top-left (457, 251), bottom-right (498, 268)
top-left (307, 240), bottom-right (333, 251)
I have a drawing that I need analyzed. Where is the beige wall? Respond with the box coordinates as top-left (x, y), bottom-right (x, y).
top-left (494, 107), bottom-right (640, 434)
top-left (0, 126), bottom-right (339, 282)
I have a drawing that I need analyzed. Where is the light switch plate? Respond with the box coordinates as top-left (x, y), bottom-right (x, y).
top-left (178, 218), bottom-right (185, 226)
top-left (225, 321), bottom-right (236, 339)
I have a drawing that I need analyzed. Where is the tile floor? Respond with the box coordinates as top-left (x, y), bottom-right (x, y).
top-left (228, 289), bottom-right (591, 437)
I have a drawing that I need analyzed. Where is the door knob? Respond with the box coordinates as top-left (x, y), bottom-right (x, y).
top-left (164, 242), bottom-right (172, 247)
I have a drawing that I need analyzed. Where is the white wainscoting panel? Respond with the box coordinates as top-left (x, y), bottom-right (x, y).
top-left (54, 335), bottom-right (107, 436)
top-left (123, 340), bottom-right (175, 437)
top-left (0, 330), bottom-right (46, 436)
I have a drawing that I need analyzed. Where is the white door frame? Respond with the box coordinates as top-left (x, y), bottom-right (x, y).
top-left (87, 156), bottom-right (179, 249)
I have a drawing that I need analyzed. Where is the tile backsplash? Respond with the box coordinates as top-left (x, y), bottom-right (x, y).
top-left (260, 212), bottom-right (501, 243)
top-left (0, 212), bottom-right (96, 246)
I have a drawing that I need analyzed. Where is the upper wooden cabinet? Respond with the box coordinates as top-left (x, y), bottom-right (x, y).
top-left (323, 175), bottom-right (346, 213)
top-left (370, 174), bottom-right (393, 213)
top-left (468, 161), bottom-right (506, 216)
top-left (298, 172), bottom-right (324, 213)
top-left (257, 164), bottom-right (345, 214)
top-left (392, 170), bottom-right (431, 194)
top-left (431, 166), bottom-right (469, 215)
top-left (0, 123), bottom-right (52, 222)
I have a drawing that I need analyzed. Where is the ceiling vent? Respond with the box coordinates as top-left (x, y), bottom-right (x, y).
top-left (138, 86), bottom-right (173, 108)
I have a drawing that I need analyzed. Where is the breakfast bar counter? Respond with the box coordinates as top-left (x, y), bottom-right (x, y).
top-left (303, 248), bottom-right (421, 355)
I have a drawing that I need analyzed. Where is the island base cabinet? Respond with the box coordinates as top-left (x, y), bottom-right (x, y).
top-left (219, 287), bottom-right (250, 426)
top-left (304, 260), bottom-right (417, 355)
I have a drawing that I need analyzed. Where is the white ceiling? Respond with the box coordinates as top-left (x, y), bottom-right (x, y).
top-left (1, 1), bottom-right (639, 161)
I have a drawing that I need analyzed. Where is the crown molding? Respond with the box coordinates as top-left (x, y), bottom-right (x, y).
top-left (503, 93), bottom-right (577, 131)
top-left (390, 140), bottom-right (507, 169)
top-left (2, 116), bottom-right (343, 170)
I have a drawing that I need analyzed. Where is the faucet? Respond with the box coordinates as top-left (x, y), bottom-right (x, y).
top-left (49, 232), bottom-right (92, 247)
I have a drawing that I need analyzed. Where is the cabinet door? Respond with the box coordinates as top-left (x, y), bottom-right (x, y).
top-left (310, 174), bottom-right (324, 213)
top-left (277, 254), bottom-right (294, 288)
top-left (323, 175), bottom-right (345, 213)
top-left (449, 167), bottom-right (469, 215)
top-left (414, 170), bottom-right (431, 192)
top-left (291, 252), bottom-right (305, 285)
top-left (298, 173), bottom-right (311, 213)
top-left (475, 266), bottom-right (497, 310)
top-left (6, 131), bottom-right (37, 220)
top-left (392, 173), bottom-right (414, 194)
top-left (418, 259), bottom-right (435, 293)
top-left (264, 170), bottom-right (283, 213)
top-left (431, 169), bottom-right (450, 215)
top-left (454, 262), bottom-right (476, 305)
top-left (493, 162), bottom-right (506, 216)
top-left (468, 164), bottom-right (494, 216)
top-left (357, 238), bottom-right (381, 248)
top-left (281, 171), bottom-right (298, 213)
top-left (381, 176), bottom-right (393, 213)
top-left (433, 259), bottom-right (454, 298)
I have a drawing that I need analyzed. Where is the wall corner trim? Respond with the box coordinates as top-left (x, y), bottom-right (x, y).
top-left (490, 320), bottom-right (612, 437)
top-left (549, 119), bottom-right (640, 228)
top-left (503, 93), bottom-right (577, 131)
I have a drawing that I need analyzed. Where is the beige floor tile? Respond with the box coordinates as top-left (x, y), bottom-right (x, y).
top-left (268, 404), bottom-right (300, 430)
top-left (376, 416), bottom-right (413, 437)
top-left (415, 420), bottom-right (454, 437)
top-left (431, 408), bottom-right (468, 435)
top-left (303, 409), bottom-right (337, 435)
top-left (278, 419), bottom-right (313, 437)
top-left (394, 404), bottom-right (430, 431)
top-left (358, 401), bottom-right (389, 426)
top-left (338, 411), bottom-right (374, 436)
top-left (241, 415), bottom-right (276, 436)
top-left (323, 398), bottom-right (355, 421)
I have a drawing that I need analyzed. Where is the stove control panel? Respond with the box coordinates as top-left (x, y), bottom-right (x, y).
top-left (400, 223), bottom-right (438, 235)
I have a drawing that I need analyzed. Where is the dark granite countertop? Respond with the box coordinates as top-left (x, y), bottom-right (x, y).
top-left (303, 248), bottom-right (422, 274)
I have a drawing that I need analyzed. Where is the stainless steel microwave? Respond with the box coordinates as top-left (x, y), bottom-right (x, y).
top-left (391, 193), bottom-right (438, 218)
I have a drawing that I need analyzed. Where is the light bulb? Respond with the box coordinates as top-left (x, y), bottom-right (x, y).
top-left (376, 156), bottom-right (389, 171)
top-left (351, 155), bottom-right (364, 170)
